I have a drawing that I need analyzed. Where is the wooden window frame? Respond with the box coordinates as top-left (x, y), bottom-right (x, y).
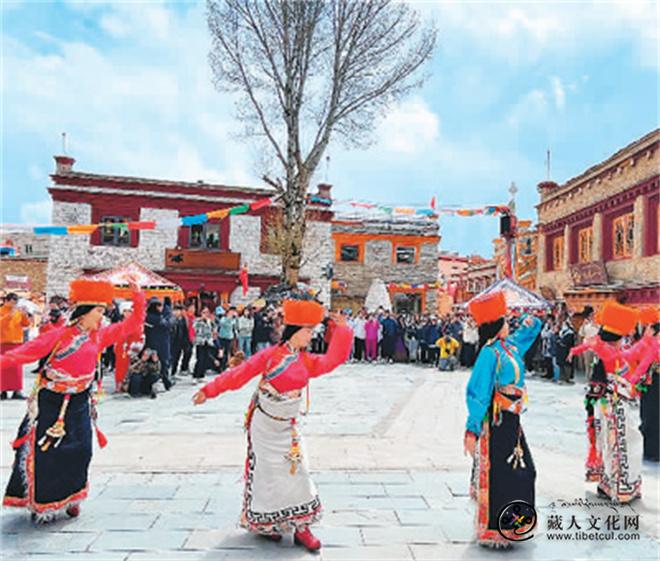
top-left (577, 227), bottom-right (593, 264)
top-left (552, 235), bottom-right (564, 271)
top-left (612, 212), bottom-right (634, 260)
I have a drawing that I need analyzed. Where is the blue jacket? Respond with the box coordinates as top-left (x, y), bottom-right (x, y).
top-left (422, 324), bottom-right (440, 345)
top-left (380, 317), bottom-right (398, 338)
top-left (465, 316), bottom-right (542, 436)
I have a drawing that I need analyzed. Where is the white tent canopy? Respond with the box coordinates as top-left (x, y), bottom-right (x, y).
top-left (466, 277), bottom-right (549, 309)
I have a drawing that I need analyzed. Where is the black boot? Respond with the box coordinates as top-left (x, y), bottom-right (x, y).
top-left (0, 391), bottom-right (7, 400)
top-left (12, 392), bottom-right (26, 400)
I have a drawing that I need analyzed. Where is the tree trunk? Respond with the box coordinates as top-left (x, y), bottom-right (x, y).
top-left (281, 177), bottom-right (309, 286)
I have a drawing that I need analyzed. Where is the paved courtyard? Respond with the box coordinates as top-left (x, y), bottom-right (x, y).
top-left (1, 362), bottom-right (658, 560)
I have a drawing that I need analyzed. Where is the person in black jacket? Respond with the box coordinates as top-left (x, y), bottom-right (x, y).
top-left (557, 314), bottom-right (578, 384)
top-left (252, 308), bottom-right (272, 353)
top-left (171, 304), bottom-right (192, 377)
top-left (144, 297), bottom-right (175, 390)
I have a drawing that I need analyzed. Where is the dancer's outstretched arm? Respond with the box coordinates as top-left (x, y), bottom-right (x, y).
top-left (303, 315), bottom-right (353, 378)
top-left (195, 345), bottom-right (280, 402)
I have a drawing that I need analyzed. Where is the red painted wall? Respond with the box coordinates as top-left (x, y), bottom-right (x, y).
top-left (645, 193), bottom-right (658, 256)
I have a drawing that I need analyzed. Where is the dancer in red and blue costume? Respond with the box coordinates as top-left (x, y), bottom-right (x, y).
top-left (463, 291), bottom-right (542, 549)
top-left (1, 278), bottom-right (144, 521)
top-left (193, 298), bottom-right (352, 552)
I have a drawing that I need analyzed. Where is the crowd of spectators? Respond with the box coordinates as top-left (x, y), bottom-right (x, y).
top-left (2, 286), bottom-right (642, 401)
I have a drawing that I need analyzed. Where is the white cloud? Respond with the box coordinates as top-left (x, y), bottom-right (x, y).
top-left (4, 3), bottom-right (257, 188)
top-left (550, 76), bottom-right (566, 110)
top-left (20, 199), bottom-right (52, 224)
top-left (507, 89), bottom-right (548, 127)
top-left (423, 1), bottom-right (659, 68)
top-left (378, 99), bottom-right (440, 155)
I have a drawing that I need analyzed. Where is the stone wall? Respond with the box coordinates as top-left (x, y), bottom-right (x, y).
top-left (0, 258), bottom-right (47, 294)
top-left (229, 215), bottom-right (332, 304)
top-left (0, 231), bottom-right (49, 259)
top-left (46, 199), bottom-right (333, 302)
top-left (46, 202), bottom-right (180, 298)
top-left (47, 201), bottom-right (91, 297)
top-left (335, 239), bottom-right (438, 311)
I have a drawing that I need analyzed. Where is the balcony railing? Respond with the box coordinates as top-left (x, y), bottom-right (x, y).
top-left (164, 248), bottom-right (241, 270)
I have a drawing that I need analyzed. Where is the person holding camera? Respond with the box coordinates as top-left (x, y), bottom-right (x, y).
top-left (126, 348), bottom-right (161, 399)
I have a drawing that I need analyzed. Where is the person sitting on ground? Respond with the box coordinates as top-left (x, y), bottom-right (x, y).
top-left (436, 333), bottom-right (460, 371)
top-left (126, 348), bottom-right (161, 399)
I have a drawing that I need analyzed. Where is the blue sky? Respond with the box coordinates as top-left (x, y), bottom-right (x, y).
top-left (2, 0), bottom-right (658, 256)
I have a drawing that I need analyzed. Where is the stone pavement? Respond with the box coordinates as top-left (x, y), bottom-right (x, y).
top-left (1, 362), bottom-right (658, 560)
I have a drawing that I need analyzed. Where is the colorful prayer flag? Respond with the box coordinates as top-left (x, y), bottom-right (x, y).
top-left (229, 204), bottom-right (250, 216)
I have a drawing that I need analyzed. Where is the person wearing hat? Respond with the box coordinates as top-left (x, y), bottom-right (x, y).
top-left (463, 291), bottom-right (542, 549)
top-left (0, 292), bottom-right (32, 400)
top-left (622, 307), bottom-right (659, 462)
top-left (144, 296), bottom-right (174, 390)
top-left (0, 278), bottom-right (145, 521)
top-left (569, 301), bottom-right (642, 502)
top-left (192, 298), bottom-right (353, 552)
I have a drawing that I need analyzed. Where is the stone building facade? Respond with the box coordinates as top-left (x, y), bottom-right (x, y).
top-left (491, 219), bottom-right (538, 292)
top-left (457, 257), bottom-right (497, 303)
top-left (0, 258), bottom-right (48, 294)
top-left (332, 218), bottom-right (440, 313)
top-left (1, 231), bottom-right (49, 259)
top-left (45, 155), bottom-right (333, 304)
top-left (0, 230), bottom-right (50, 294)
top-left (536, 129), bottom-right (659, 310)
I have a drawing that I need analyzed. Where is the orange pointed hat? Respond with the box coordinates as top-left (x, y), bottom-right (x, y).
top-left (468, 291), bottom-right (507, 326)
top-left (283, 299), bottom-right (325, 327)
top-left (598, 301), bottom-right (638, 336)
top-left (639, 306), bottom-right (659, 326)
top-left (69, 279), bottom-right (115, 307)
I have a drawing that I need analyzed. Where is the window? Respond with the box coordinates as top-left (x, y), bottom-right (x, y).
top-left (340, 244), bottom-right (360, 262)
top-left (552, 236), bottom-right (564, 270)
top-left (578, 227), bottom-right (593, 263)
top-left (190, 223), bottom-right (220, 250)
top-left (100, 216), bottom-right (130, 247)
top-left (520, 238), bottom-right (532, 255)
top-left (396, 246), bottom-right (416, 264)
top-left (612, 213), bottom-right (634, 259)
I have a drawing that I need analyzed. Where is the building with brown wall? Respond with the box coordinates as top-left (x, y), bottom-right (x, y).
top-left (492, 219), bottom-right (538, 292)
top-left (536, 129), bottom-right (659, 310)
top-left (459, 256), bottom-right (498, 303)
top-left (0, 258), bottom-right (48, 294)
top-left (0, 230), bottom-right (49, 294)
top-left (332, 216), bottom-right (440, 314)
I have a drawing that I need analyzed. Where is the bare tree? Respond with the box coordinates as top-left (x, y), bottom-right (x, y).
top-left (208, 0), bottom-right (436, 285)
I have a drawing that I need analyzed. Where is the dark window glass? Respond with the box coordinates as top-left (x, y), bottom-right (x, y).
top-left (340, 244), bottom-right (359, 262)
top-left (190, 223), bottom-right (220, 250)
top-left (100, 216), bottom-right (130, 247)
top-left (396, 246), bottom-right (416, 264)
